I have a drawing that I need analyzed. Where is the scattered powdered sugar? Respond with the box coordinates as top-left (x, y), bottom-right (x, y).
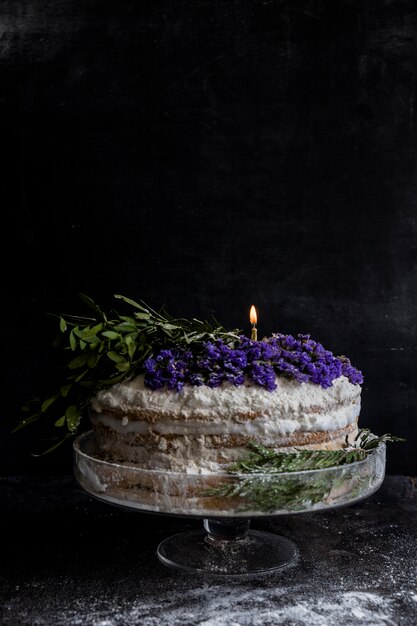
top-left (22, 584), bottom-right (398, 626)
top-left (135, 587), bottom-right (397, 626)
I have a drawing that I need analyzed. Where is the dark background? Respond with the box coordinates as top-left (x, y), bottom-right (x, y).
top-left (2, 0), bottom-right (416, 476)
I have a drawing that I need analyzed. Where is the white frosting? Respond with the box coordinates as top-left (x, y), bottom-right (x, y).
top-left (92, 400), bottom-right (360, 437)
top-left (91, 374), bottom-right (360, 434)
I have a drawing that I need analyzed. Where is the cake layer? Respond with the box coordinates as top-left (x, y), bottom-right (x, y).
top-left (91, 374), bottom-right (360, 423)
top-left (92, 420), bottom-right (359, 473)
top-left (91, 399), bottom-right (359, 437)
top-left (90, 373), bottom-right (361, 473)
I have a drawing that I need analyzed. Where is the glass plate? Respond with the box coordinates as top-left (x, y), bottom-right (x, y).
top-left (74, 431), bottom-right (385, 519)
top-left (73, 431), bottom-right (385, 576)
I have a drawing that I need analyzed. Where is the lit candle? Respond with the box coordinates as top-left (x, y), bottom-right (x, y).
top-left (250, 305), bottom-right (257, 341)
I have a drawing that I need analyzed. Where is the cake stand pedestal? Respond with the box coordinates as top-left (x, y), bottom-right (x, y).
top-left (73, 432), bottom-right (385, 577)
top-left (157, 518), bottom-right (298, 575)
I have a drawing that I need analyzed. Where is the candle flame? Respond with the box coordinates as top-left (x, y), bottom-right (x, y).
top-left (250, 305), bottom-right (257, 325)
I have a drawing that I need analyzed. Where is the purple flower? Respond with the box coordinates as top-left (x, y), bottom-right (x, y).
top-left (143, 334), bottom-right (363, 392)
top-left (249, 362), bottom-right (277, 391)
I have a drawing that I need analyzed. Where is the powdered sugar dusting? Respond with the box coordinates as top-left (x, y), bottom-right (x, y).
top-left (10, 584), bottom-right (400, 625)
top-left (187, 589), bottom-right (396, 626)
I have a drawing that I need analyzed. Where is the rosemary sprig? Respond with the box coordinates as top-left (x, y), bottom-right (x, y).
top-left (226, 430), bottom-right (404, 474)
top-left (204, 430), bottom-right (405, 512)
top-left (15, 293), bottom-right (241, 452)
top-left (206, 474), bottom-right (336, 512)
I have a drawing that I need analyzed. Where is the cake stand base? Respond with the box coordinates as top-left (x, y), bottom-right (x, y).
top-left (157, 518), bottom-right (299, 576)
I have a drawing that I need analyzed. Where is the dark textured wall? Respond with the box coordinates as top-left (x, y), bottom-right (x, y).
top-left (2, 0), bottom-right (417, 475)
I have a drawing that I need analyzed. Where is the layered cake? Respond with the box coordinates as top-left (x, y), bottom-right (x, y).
top-left (90, 333), bottom-right (363, 474)
top-left (21, 293), bottom-right (382, 516)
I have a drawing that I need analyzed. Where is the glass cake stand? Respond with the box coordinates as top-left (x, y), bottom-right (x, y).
top-left (73, 431), bottom-right (386, 576)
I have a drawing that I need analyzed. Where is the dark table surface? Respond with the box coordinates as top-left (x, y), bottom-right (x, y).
top-left (1, 475), bottom-right (417, 625)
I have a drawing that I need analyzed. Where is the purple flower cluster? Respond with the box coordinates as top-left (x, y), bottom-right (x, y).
top-left (143, 334), bottom-right (363, 392)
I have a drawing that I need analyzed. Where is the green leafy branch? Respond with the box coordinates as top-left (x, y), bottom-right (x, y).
top-left (204, 430), bottom-right (405, 512)
top-left (225, 429), bottom-right (404, 474)
top-left (15, 293), bottom-right (241, 453)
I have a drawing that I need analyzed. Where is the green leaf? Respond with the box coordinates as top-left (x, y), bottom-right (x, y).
top-left (107, 351), bottom-right (125, 363)
top-left (87, 352), bottom-right (100, 368)
top-left (59, 317), bottom-right (67, 332)
top-left (133, 312), bottom-right (150, 320)
top-left (115, 361), bottom-right (130, 372)
top-left (68, 354), bottom-right (89, 369)
top-left (114, 294), bottom-right (149, 312)
top-left (127, 339), bottom-right (136, 359)
top-left (102, 331), bottom-right (120, 340)
top-left (65, 405), bottom-right (81, 433)
top-left (60, 384), bottom-right (72, 398)
top-left (78, 293), bottom-right (106, 319)
top-left (13, 413), bottom-right (41, 433)
top-left (54, 416), bottom-right (66, 427)
top-left (41, 394), bottom-right (59, 413)
top-left (72, 328), bottom-right (83, 338)
top-left (114, 322), bottom-right (137, 332)
top-left (82, 323), bottom-right (104, 338)
top-left (74, 370), bottom-right (88, 382)
top-left (160, 323), bottom-right (179, 331)
top-left (69, 329), bottom-right (78, 351)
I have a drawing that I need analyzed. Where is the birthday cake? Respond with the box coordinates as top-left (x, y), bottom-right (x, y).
top-left (90, 334), bottom-right (363, 474)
